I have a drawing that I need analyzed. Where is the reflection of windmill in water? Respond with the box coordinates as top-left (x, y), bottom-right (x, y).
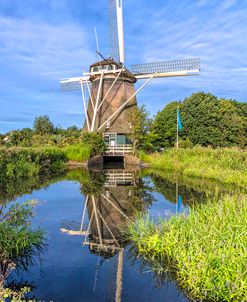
top-left (60, 0), bottom-right (200, 155)
top-left (60, 169), bottom-right (147, 301)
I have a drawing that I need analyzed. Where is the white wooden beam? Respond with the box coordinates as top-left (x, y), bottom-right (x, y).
top-left (101, 193), bottom-right (128, 219)
top-left (116, 0), bottom-right (125, 64)
top-left (84, 72), bottom-right (95, 111)
top-left (98, 73), bottom-right (157, 131)
top-left (92, 196), bottom-right (102, 246)
top-left (134, 69), bottom-right (200, 80)
top-left (80, 83), bottom-right (90, 131)
top-left (97, 67), bottom-right (124, 112)
top-left (91, 71), bottom-right (104, 131)
top-left (80, 195), bottom-right (89, 231)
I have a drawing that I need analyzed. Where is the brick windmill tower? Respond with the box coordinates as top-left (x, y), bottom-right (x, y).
top-left (61, 0), bottom-right (200, 153)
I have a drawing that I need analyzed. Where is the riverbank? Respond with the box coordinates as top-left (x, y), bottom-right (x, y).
top-left (0, 144), bottom-right (90, 180)
top-left (127, 194), bottom-right (247, 301)
top-left (139, 147), bottom-right (247, 187)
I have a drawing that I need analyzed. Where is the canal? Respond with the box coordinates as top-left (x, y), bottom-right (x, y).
top-left (2, 166), bottom-right (234, 302)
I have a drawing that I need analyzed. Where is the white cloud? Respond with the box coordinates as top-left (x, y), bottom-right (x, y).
top-left (0, 16), bottom-right (94, 82)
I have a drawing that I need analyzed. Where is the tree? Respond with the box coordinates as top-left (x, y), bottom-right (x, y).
top-left (5, 128), bottom-right (33, 147)
top-left (81, 132), bottom-right (106, 156)
top-left (33, 115), bottom-right (54, 135)
top-left (150, 92), bottom-right (247, 148)
top-left (128, 105), bottom-right (152, 153)
top-left (149, 101), bottom-right (179, 149)
top-left (182, 93), bottom-right (247, 147)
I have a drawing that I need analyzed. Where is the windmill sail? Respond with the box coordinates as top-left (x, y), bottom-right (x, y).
top-left (108, 0), bottom-right (125, 63)
top-left (60, 75), bottom-right (90, 91)
top-left (131, 58), bottom-right (200, 79)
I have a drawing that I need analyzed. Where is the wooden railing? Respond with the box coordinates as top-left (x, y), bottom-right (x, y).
top-left (104, 144), bottom-right (133, 155)
top-left (104, 170), bottom-right (133, 187)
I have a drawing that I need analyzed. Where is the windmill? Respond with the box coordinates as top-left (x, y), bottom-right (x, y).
top-left (60, 169), bottom-right (140, 302)
top-left (60, 0), bottom-right (200, 154)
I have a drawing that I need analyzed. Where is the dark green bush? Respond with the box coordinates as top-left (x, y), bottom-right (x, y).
top-left (81, 132), bottom-right (106, 156)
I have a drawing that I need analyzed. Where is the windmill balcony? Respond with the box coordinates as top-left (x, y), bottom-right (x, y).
top-left (104, 144), bottom-right (133, 156)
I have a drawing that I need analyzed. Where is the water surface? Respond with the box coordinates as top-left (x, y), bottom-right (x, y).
top-left (3, 167), bottom-right (223, 302)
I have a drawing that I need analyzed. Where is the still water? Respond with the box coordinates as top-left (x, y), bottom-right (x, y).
top-left (4, 166), bottom-right (214, 302)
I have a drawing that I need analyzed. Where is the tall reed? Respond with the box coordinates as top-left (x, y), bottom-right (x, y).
top-left (140, 147), bottom-right (247, 187)
top-left (127, 194), bottom-right (247, 301)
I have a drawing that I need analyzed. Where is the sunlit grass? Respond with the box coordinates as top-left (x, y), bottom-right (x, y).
top-left (62, 143), bottom-right (91, 162)
top-left (127, 194), bottom-right (247, 301)
top-left (139, 147), bottom-right (247, 187)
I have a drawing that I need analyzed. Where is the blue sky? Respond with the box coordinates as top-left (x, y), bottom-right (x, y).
top-left (0, 0), bottom-right (246, 133)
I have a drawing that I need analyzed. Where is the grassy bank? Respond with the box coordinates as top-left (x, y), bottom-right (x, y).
top-left (127, 194), bottom-right (247, 301)
top-left (0, 147), bottom-right (67, 181)
top-left (139, 147), bottom-right (247, 187)
top-left (0, 144), bottom-right (91, 181)
top-left (63, 143), bottom-right (91, 162)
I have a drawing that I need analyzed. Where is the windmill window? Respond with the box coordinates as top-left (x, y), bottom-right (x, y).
top-left (92, 66), bottom-right (99, 72)
top-left (108, 65), bottom-right (114, 70)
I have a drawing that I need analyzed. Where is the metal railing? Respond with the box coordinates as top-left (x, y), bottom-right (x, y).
top-left (104, 144), bottom-right (133, 155)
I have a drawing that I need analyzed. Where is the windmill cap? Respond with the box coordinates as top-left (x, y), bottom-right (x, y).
top-left (90, 59), bottom-right (122, 68)
top-left (90, 59), bottom-right (136, 83)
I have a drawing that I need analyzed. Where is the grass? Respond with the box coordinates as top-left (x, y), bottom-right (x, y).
top-left (139, 147), bottom-right (247, 187)
top-left (62, 143), bottom-right (91, 162)
top-left (0, 146), bottom-right (67, 181)
top-left (0, 144), bottom-right (91, 181)
top-left (127, 194), bottom-right (247, 301)
top-left (0, 200), bottom-right (45, 292)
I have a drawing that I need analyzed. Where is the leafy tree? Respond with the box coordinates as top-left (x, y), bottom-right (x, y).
top-left (128, 105), bottom-right (153, 153)
top-left (33, 115), bottom-right (54, 135)
top-left (182, 93), bottom-right (247, 147)
top-left (81, 132), bottom-right (106, 156)
top-left (5, 128), bottom-right (33, 147)
top-left (149, 102), bottom-right (179, 149)
top-left (150, 92), bottom-right (247, 148)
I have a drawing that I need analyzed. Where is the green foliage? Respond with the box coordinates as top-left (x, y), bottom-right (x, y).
top-left (0, 285), bottom-right (34, 302)
top-left (150, 102), bottom-right (179, 149)
top-left (140, 147), bottom-right (247, 187)
top-left (81, 132), bottom-right (106, 156)
top-left (128, 105), bottom-right (153, 153)
top-left (127, 194), bottom-right (247, 301)
top-left (0, 147), bottom-right (67, 181)
top-left (150, 92), bottom-right (247, 148)
top-left (80, 172), bottom-right (106, 196)
top-left (63, 144), bottom-right (91, 162)
top-left (4, 129), bottom-right (33, 148)
top-left (33, 115), bottom-right (55, 135)
top-left (0, 203), bottom-right (44, 267)
top-left (178, 138), bottom-right (193, 149)
top-left (0, 200), bottom-right (45, 300)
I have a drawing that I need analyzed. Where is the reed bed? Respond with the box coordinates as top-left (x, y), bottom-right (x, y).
top-left (0, 147), bottom-right (67, 181)
top-left (127, 194), bottom-right (247, 301)
top-left (139, 147), bottom-right (247, 187)
top-left (0, 144), bottom-right (91, 181)
top-left (62, 144), bottom-right (91, 162)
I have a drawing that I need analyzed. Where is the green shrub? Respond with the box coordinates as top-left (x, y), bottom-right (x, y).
top-left (81, 132), bottom-right (106, 156)
top-left (0, 147), bottom-right (67, 181)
